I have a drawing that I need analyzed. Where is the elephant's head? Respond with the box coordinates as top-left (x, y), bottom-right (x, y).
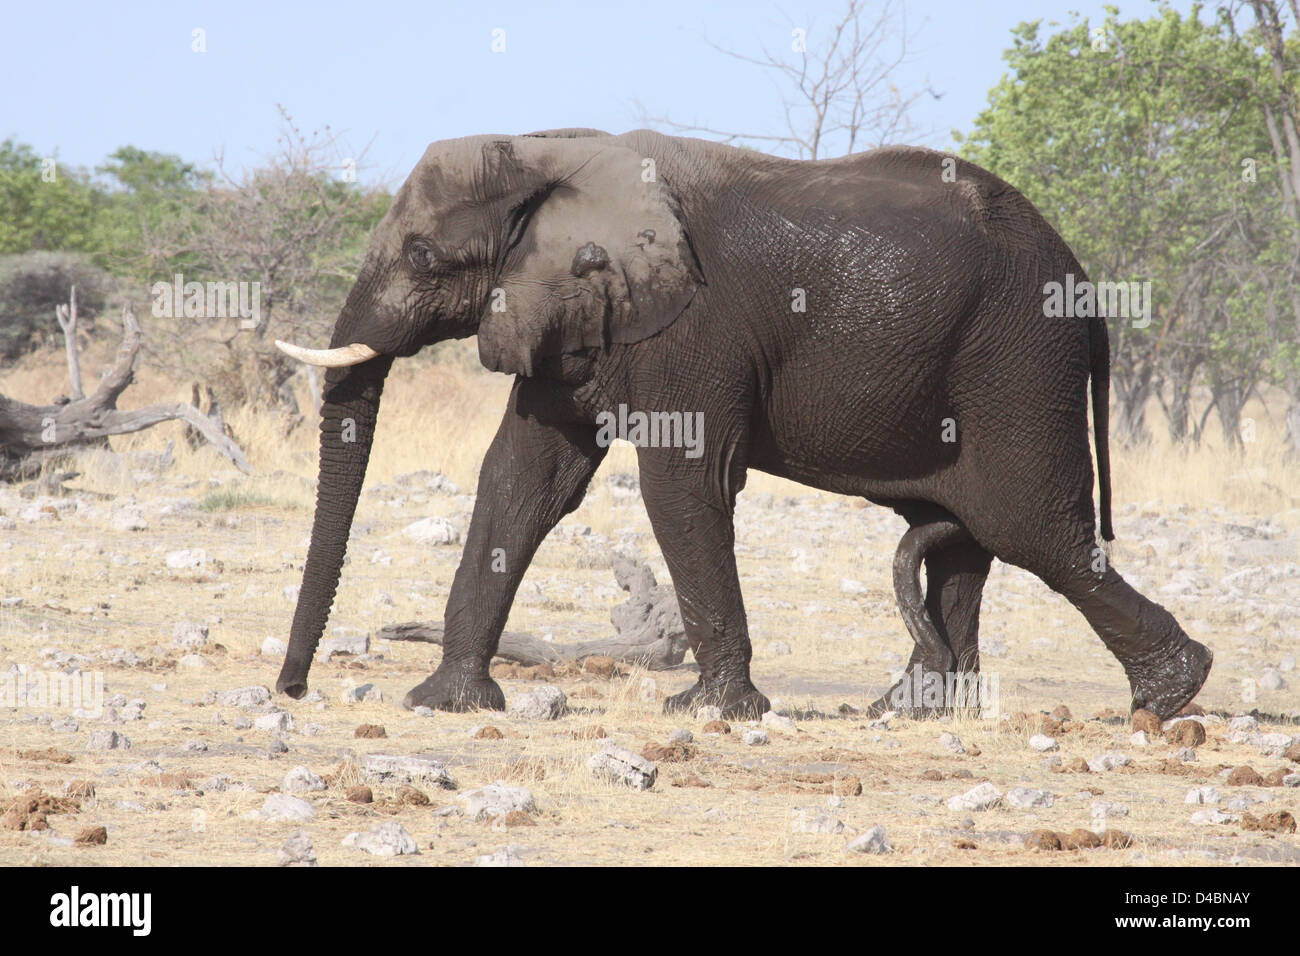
top-left (274, 132), bottom-right (702, 698)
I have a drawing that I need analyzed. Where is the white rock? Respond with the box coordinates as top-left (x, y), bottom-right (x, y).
top-left (1130, 731), bottom-right (1151, 747)
top-left (507, 685), bottom-right (566, 720)
top-left (947, 782), bottom-right (1001, 812)
top-left (1260, 669), bottom-right (1288, 691)
top-left (939, 732), bottom-right (966, 755)
top-left (1228, 715), bottom-right (1258, 732)
top-left (361, 754), bottom-right (456, 789)
top-left (343, 683), bottom-right (382, 703)
top-left (743, 729), bottom-right (769, 746)
top-left (1184, 786), bottom-right (1220, 805)
top-left (696, 705), bottom-right (723, 722)
top-left (1006, 787), bottom-right (1055, 810)
top-left (761, 711), bottom-right (796, 733)
top-left (253, 711), bottom-right (293, 733)
top-left (846, 825), bottom-right (891, 854)
top-left (260, 793), bottom-right (316, 822)
top-left (1091, 800), bottom-right (1129, 818)
top-left (1226, 794), bottom-right (1269, 811)
top-left (172, 622), bottom-right (209, 650)
top-left (869, 710), bottom-right (897, 731)
top-left (318, 632), bottom-right (369, 660)
top-left (1189, 808), bottom-right (1237, 825)
top-left (276, 830), bottom-right (317, 866)
top-left (1087, 752), bottom-right (1132, 772)
top-left (1257, 732), bottom-right (1294, 756)
top-left (840, 578), bottom-right (868, 595)
top-left (401, 516), bottom-right (460, 546)
top-left (589, 745), bottom-right (656, 790)
top-left (343, 822), bottom-right (418, 856)
top-left (473, 845), bottom-right (525, 867)
top-left (458, 783), bottom-right (536, 821)
top-left (1029, 734), bottom-right (1059, 752)
top-left (261, 637), bottom-right (287, 657)
top-left (283, 766), bottom-right (325, 793)
top-left (217, 686), bottom-right (272, 708)
top-left (178, 654), bottom-right (211, 670)
top-left (111, 511), bottom-right (147, 532)
top-left (790, 808), bottom-right (847, 834)
top-left (86, 730), bottom-right (130, 751)
top-left (164, 549), bottom-right (206, 569)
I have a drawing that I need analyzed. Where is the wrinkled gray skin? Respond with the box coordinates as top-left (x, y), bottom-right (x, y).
top-left (275, 128), bottom-right (1212, 720)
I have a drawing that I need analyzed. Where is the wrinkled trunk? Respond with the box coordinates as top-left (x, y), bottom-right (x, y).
top-left (276, 352), bottom-right (393, 697)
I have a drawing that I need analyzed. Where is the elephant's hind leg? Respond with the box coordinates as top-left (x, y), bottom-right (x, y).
top-left (954, 473), bottom-right (1211, 719)
top-left (868, 516), bottom-right (993, 718)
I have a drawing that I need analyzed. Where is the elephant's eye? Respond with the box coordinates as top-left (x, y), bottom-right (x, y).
top-left (407, 240), bottom-right (437, 274)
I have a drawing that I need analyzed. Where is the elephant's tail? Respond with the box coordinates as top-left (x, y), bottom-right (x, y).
top-left (1089, 313), bottom-right (1114, 542)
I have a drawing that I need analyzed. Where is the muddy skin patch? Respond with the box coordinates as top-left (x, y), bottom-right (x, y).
top-left (570, 242), bottom-right (610, 276)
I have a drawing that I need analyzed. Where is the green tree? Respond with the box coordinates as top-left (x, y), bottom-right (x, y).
top-left (959, 4), bottom-right (1283, 448)
top-left (92, 146), bottom-right (208, 277)
top-left (0, 140), bottom-right (101, 254)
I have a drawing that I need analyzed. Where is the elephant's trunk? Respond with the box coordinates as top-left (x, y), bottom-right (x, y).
top-left (276, 353), bottom-right (393, 698)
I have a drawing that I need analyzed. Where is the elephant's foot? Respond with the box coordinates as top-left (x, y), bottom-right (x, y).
top-left (1124, 636), bottom-right (1213, 720)
top-left (665, 676), bottom-right (770, 720)
top-left (866, 661), bottom-right (983, 719)
top-left (402, 665), bottom-right (505, 713)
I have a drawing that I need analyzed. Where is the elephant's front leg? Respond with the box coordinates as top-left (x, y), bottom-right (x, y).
top-left (636, 444), bottom-right (769, 720)
top-left (403, 380), bottom-right (606, 712)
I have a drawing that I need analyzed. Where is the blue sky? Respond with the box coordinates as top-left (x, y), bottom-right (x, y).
top-left (3, 0), bottom-right (1199, 185)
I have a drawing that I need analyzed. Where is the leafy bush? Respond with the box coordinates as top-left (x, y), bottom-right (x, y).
top-left (0, 251), bottom-right (113, 361)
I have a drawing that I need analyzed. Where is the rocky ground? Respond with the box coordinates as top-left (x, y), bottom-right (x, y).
top-left (0, 456), bottom-right (1297, 866)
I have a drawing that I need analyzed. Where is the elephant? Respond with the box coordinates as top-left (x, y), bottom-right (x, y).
top-left (272, 127), bottom-right (1213, 721)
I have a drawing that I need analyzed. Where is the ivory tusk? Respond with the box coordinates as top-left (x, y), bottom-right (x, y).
top-left (274, 340), bottom-right (381, 367)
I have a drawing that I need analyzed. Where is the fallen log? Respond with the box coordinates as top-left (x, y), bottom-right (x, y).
top-left (0, 304), bottom-right (251, 480)
top-left (379, 551), bottom-right (691, 670)
top-left (377, 621), bottom-right (689, 670)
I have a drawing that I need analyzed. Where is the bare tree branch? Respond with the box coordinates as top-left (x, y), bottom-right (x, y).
top-left (53, 287), bottom-right (84, 400)
top-left (0, 306), bottom-right (252, 479)
top-left (642, 0), bottom-right (926, 158)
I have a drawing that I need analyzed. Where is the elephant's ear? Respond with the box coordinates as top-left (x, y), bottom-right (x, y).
top-left (475, 136), bottom-right (703, 376)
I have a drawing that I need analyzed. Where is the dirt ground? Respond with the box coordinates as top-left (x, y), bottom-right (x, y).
top-left (0, 353), bottom-right (1297, 866)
